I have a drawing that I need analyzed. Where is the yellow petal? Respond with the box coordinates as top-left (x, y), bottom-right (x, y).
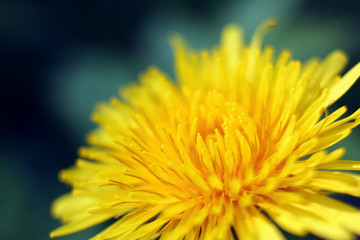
top-left (98, 205), bottom-right (163, 239)
top-left (250, 207), bottom-right (285, 240)
top-left (261, 203), bottom-right (307, 236)
top-left (299, 191), bottom-right (360, 235)
top-left (164, 204), bottom-right (209, 240)
top-left (221, 24), bottom-right (243, 71)
top-left (308, 171), bottom-right (360, 197)
top-left (50, 213), bottom-right (113, 238)
top-left (51, 194), bottom-right (97, 221)
top-left (234, 207), bottom-right (285, 240)
top-left (326, 62), bottom-right (360, 106)
top-left (318, 160), bottom-right (360, 170)
top-left (317, 50), bottom-right (348, 89)
top-left (286, 203), bottom-right (353, 240)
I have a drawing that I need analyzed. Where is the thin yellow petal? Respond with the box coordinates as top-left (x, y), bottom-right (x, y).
top-left (50, 214), bottom-right (113, 238)
top-left (221, 24), bottom-right (243, 70)
top-left (318, 160), bottom-right (360, 170)
top-left (250, 207), bottom-right (285, 240)
top-left (299, 191), bottom-right (360, 235)
top-left (326, 62), bottom-right (360, 106)
top-left (308, 171), bottom-right (360, 197)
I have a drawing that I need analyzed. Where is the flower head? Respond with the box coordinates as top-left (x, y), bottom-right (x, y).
top-left (51, 19), bottom-right (360, 240)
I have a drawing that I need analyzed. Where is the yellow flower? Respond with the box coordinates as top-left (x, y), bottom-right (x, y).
top-left (51, 19), bottom-right (360, 240)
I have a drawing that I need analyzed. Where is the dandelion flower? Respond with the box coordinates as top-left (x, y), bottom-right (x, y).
top-left (51, 19), bottom-right (360, 240)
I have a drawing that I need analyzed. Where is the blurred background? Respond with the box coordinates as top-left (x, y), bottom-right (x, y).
top-left (1, 0), bottom-right (360, 239)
